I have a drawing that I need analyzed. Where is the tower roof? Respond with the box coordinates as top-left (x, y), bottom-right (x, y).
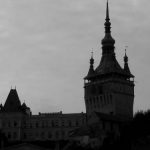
top-left (3, 89), bottom-right (22, 112)
top-left (85, 52), bottom-right (95, 79)
top-left (124, 49), bottom-right (134, 77)
top-left (95, 1), bottom-right (129, 77)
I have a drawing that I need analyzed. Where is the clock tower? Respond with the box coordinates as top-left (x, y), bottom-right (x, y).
top-left (84, 1), bottom-right (134, 119)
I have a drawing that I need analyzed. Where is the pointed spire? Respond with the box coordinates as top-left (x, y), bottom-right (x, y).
top-left (105, 0), bottom-right (111, 34)
top-left (106, 0), bottom-right (109, 19)
top-left (101, 0), bottom-right (115, 55)
top-left (124, 48), bottom-right (131, 74)
top-left (90, 51), bottom-right (94, 65)
top-left (85, 51), bottom-right (95, 80)
top-left (124, 48), bottom-right (128, 63)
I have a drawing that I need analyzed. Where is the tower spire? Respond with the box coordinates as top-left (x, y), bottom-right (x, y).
top-left (105, 0), bottom-right (111, 34)
top-left (106, 0), bottom-right (109, 20)
top-left (101, 0), bottom-right (115, 55)
top-left (124, 47), bottom-right (131, 76)
top-left (85, 51), bottom-right (95, 80)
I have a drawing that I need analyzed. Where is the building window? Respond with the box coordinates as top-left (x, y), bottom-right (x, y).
top-left (23, 133), bottom-right (27, 139)
top-left (14, 121), bottom-right (17, 127)
top-left (2, 122), bottom-right (5, 127)
top-left (110, 122), bottom-right (113, 131)
top-left (13, 132), bottom-right (17, 139)
top-left (86, 99), bottom-right (89, 105)
top-left (48, 132), bottom-right (52, 139)
top-left (42, 121), bottom-right (44, 128)
top-left (102, 121), bottom-right (105, 130)
top-left (55, 131), bottom-right (59, 139)
top-left (76, 120), bottom-right (79, 126)
top-left (61, 120), bottom-right (65, 127)
top-left (68, 120), bottom-right (72, 127)
top-left (110, 94), bottom-right (112, 104)
top-left (8, 132), bottom-right (11, 139)
top-left (51, 120), bottom-right (55, 127)
top-left (8, 121), bottom-right (11, 127)
top-left (30, 123), bottom-right (32, 128)
top-left (36, 122), bottom-right (39, 128)
top-left (61, 131), bottom-right (65, 138)
top-left (35, 132), bottom-right (39, 137)
top-left (45, 121), bottom-right (48, 127)
top-left (41, 132), bottom-right (45, 139)
top-left (99, 86), bottom-right (103, 94)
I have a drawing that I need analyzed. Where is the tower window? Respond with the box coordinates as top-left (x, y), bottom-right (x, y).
top-left (61, 131), bottom-right (65, 138)
top-left (98, 86), bottom-right (103, 94)
top-left (102, 121), bottom-right (105, 130)
top-left (14, 121), bottom-right (17, 127)
top-left (36, 122), bottom-right (39, 128)
top-left (76, 120), bottom-right (79, 126)
top-left (55, 131), bottom-right (59, 139)
top-left (48, 132), bottom-right (52, 139)
top-left (68, 120), bottom-right (72, 127)
top-left (8, 132), bottom-right (11, 139)
top-left (51, 120), bottom-right (55, 127)
top-left (41, 132), bottom-right (45, 139)
top-left (62, 120), bottom-right (65, 126)
top-left (13, 132), bottom-right (17, 139)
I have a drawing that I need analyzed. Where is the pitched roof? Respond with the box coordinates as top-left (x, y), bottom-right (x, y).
top-left (3, 89), bottom-right (22, 112)
top-left (95, 55), bottom-right (126, 76)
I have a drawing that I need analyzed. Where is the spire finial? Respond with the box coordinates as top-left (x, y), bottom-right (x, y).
top-left (90, 50), bottom-right (94, 65)
top-left (91, 50), bottom-right (93, 59)
top-left (124, 46), bottom-right (128, 63)
top-left (104, 0), bottom-right (111, 34)
top-left (106, 0), bottom-right (109, 20)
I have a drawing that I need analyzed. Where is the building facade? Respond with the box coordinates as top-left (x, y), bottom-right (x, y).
top-left (0, 89), bottom-right (86, 142)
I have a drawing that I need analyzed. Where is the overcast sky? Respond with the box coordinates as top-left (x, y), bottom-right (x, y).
top-left (0, 0), bottom-right (149, 114)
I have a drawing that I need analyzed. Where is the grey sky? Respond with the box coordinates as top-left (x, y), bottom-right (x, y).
top-left (0, 0), bottom-right (149, 114)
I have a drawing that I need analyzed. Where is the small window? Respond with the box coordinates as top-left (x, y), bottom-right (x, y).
top-left (61, 120), bottom-right (65, 127)
top-left (23, 133), bottom-right (27, 139)
top-left (48, 132), bottom-right (52, 139)
top-left (8, 132), bottom-right (11, 139)
top-left (76, 120), bottom-right (79, 126)
top-left (42, 121), bottom-right (44, 128)
top-left (102, 121), bottom-right (105, 130)
top-left (61, 131), bottom-right (65, 138)
top-left (41, 132), bottom-right (45, 138)
top-left (55, 131), bottom-right (59, 139)
top-left (8, 121), bottom-right (11, 127)
top-left (14, 121), bottom-right (17, 127)
top-left (13, 132), bottom-right (17, 139)
top-left (68, 120), bottom-right (72, 127)
top-left (51, 120), bottom-right (55, 127)
top-left (36, 122), bottom-right (39, 128)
